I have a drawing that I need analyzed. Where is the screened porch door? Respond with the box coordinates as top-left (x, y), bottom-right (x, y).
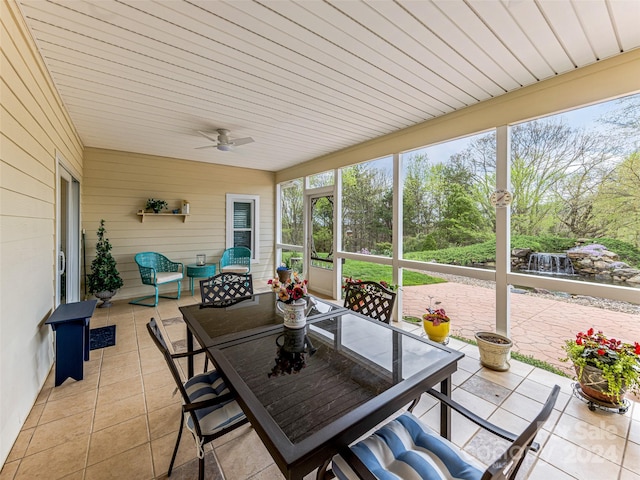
top-left (306, 193), bottom-right (334, 296)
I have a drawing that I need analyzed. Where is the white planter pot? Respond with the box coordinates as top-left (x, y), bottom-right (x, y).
top-left (475, 331), bottom-right (512, 371)
top-left (276, 299), bottom-right (307, 329)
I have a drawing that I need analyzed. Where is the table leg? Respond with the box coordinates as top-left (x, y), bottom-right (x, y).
top-left (190, 276), bottom-right (195, 296)
top-left (54, 322), bottom-right (86, 386)
top-left (187, 325), bottom-right (194, 378)
top-left (83, 318), bottom-right (90, 361)
top-left (440, 376), bottom-right (452, 441)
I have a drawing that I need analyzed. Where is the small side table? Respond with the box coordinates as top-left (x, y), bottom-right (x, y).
top-left (186, 264), bottom-right (217, 296)
top-left (45, 299), bottom-right (98, 386)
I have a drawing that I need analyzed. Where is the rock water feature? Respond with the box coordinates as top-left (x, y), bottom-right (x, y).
top-left (527, 253), bottom-right (575, 275)
top-left (510, 244), bottom-right (640, 287)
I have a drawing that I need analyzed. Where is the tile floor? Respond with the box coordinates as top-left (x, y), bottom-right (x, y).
top-left (2, 287), bottom-right (640, 480)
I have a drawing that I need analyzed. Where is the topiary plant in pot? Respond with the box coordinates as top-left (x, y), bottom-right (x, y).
top-left (87, 219), bottom-right (124, 307)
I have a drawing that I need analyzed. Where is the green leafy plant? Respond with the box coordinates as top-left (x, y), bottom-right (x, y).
top-left (562, 328), bottom-right (640, 401)
top-left (87, 219), bottom-right (124, 294)
top-left (145, 198), bottom-right (168, 213)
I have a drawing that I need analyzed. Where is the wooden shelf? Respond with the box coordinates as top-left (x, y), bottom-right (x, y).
top-left (137, 212), bottom-right (189, 223)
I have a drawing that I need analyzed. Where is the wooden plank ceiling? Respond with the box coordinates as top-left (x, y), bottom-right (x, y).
top-left (16, 0), bottom-right (640, 171)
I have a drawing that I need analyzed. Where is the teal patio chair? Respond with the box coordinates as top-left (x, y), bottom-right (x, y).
top-left (219, 246), bottom-right (251, 274)
top-left (130, 252), bottom-right (184, 307)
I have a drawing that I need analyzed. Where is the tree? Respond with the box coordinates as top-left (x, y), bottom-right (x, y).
top-left (87, 219), bottom-right (123, 294)
top-left (595, 152), bottom-right (640, 246)
top-left (280, 180), bottom-right (303, 245)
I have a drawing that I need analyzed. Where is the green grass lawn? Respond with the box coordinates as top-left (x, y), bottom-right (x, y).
top-left (342, 260), bottom-right (445, 287)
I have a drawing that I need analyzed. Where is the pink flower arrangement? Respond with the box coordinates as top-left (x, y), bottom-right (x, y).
top-left (267, 272), bottom-right (308, 304)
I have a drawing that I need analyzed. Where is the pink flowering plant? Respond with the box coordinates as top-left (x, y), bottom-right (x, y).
top-left (267, 272), bottom-right (308, 304)
top-left (563, 328), bottom-right (640, 399)
top-left (422, 307), bottom-right (450, 326)
top-left (422, 296), bottom-right (450, 326)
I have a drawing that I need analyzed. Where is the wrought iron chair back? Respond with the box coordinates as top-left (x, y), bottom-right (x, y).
top-left (343, 281), bottom-right (396, 324)
top-left (200, 272), bottom-right (253, 307)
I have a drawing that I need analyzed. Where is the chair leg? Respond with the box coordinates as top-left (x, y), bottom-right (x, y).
top-left (129, 294), bottom-right (158, 307)
top-left (198, 456), bottom-right (205, 480)
top-left (155, 285), bottom-right (159, 307)
top-left (168, 412), bottom-right (184, 476)
top-left (407, 395), bottom-right (421, 412)
top-left (317, 458), bottom-right (333, 479)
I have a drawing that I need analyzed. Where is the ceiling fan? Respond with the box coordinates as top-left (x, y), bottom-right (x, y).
top-left (196, 129), bottom-right (254, 151)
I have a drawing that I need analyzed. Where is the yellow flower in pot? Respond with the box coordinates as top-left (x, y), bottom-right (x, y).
top-left (422, 300), bottom-right (450, 344)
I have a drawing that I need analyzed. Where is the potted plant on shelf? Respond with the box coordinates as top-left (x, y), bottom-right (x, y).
top-left (87, 219), bottom-right (124, 307)
top-left (422, 298), bottom-right (450, 343)
top-left (562, 328), bottom-right (640, 405)
top-left (145, 198), bottom-right (168, 213)
top-left (475, 331), bottom-right (513, 371)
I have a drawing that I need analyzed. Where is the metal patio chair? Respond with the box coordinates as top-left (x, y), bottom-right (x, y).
top-left (130, 252), bottom-right (183, 307)
top-left (146, 319), bottom-right (248, 480)
top-left (327, 384), bottom-right (560, 480)
top-left (343, 280), bottom-right (397, 324)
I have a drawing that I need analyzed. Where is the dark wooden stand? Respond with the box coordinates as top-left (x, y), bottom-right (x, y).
top-left (46, 300), bottom-right (98, 386)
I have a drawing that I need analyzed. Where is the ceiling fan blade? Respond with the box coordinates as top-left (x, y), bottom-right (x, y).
top-left (232, 137), bottom-right (254, 146)
top-left (194, 144), bottom-right (217, 150)
top-left (198, 131), bottom-right (220, 143)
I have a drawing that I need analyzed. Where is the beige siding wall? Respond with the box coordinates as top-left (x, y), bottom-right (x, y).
top-left (82, 148), bottom-right (275, 301)
top-left (1, 0), bottom-right (84, 464)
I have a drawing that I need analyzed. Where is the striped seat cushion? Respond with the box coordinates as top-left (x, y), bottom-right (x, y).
top-left (184, 370), bottom-right (246, 436)
top-left (332, 412), bottom-right (484, 480)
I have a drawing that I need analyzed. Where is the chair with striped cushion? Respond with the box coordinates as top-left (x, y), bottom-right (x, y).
top-left (329, 384), bottom-right (560, 480)
top-left (146, 319), bottom-right (248, 480)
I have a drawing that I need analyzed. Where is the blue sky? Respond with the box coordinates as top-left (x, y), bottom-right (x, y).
top-left (406, 95), bottom-right (630, 164)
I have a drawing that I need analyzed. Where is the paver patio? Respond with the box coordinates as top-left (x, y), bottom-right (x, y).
top-left (401, 281), bottom-right (640, 376)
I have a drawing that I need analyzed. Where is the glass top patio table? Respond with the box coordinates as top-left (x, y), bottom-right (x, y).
top-left (207, 311), bottom-right (464, 480)
top-left (179, 291), bottom-right (343, 376)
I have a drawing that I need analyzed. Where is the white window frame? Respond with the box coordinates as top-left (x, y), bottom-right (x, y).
top-left (226, 193), bottom-right (259, 262)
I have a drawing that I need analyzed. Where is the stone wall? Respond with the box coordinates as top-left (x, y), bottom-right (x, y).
top-left (566, 244), bottom-right (640, 286)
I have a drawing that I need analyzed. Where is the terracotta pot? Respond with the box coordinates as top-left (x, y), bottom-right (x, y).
top-left (575, 364), bottom-right (626, 405)
top-left (277, 269), bottom-right (292, 282)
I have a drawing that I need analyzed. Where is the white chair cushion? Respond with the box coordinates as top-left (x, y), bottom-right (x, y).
top-left (221, 265), bottom-right (249, 274)
top-left (332, 412), bottom-right (485, 480)
top-left (184, 370), bottom-right (246, 435)
top-left (156, 272), bottom-right (183, 284)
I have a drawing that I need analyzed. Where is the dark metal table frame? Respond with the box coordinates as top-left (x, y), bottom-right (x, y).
top-left (180, 294), bottom-right (463, 480)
